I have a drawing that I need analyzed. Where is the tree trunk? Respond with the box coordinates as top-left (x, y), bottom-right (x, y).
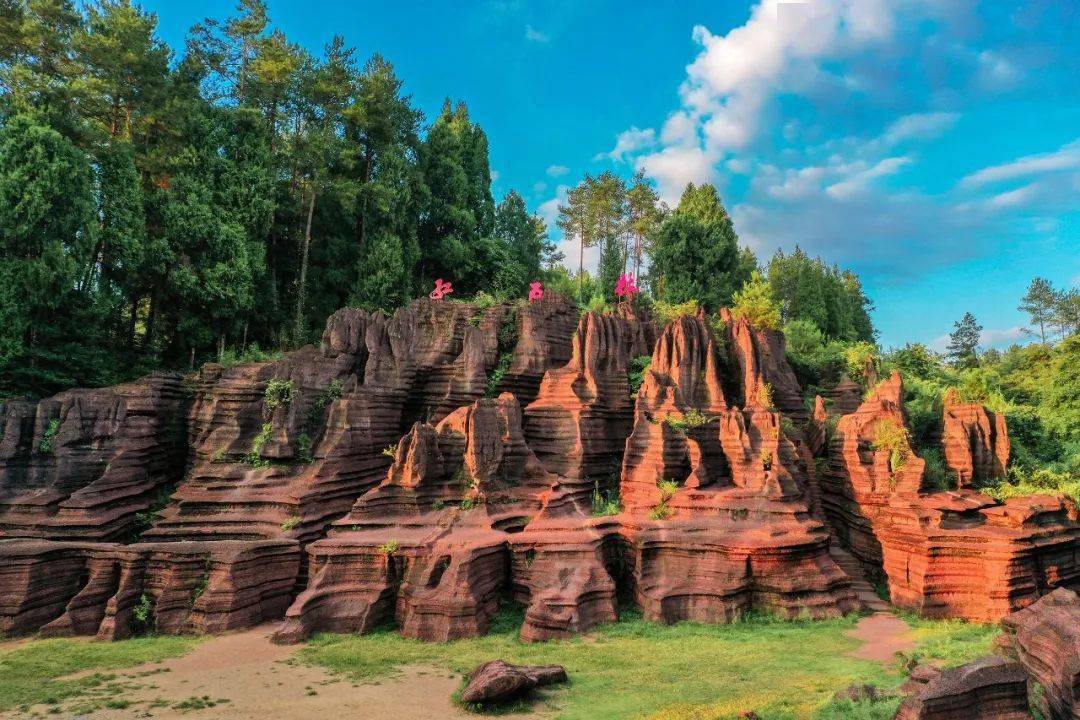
top-left (578, 234), bottom-right (584, 302)
top-left (293, 183), bottom-right (317, 346)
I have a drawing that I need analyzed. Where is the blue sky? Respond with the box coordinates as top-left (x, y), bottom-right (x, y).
top-left (142, 0), bottom-right (1079, 350)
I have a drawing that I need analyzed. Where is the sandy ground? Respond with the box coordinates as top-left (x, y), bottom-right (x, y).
top-left (4, 624), bottom-right (545, 720)
top-left (846, 612), bottom-right (916, 663)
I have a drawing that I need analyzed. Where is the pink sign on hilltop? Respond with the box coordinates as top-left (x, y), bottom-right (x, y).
top-left (528, 281), bottom-right (544, 301)
top-left (429, 279), bottom-right (454, 300)
top-left (614, 273), bottom-right (638, 300)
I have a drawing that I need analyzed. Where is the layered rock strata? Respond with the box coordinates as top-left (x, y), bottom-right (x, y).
top-left (1000, 587), bottom-right (1080, 720)
top-left (0, 538), bottom-right (299, 638)
top-left (893, 656), bottom-right (1032, 720)
top-left (0, 374), bottom-right (189, 541)
top-left (939, 388), bottom-right (1010, 487)
top-left (821, 372), bottom-right (1080, 620)
top-left (277, 311), bottom-right (858, 643)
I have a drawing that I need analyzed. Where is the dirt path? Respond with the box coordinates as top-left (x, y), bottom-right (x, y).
top-left (6, 625), bottom-right (545, 720)
top-left (846, 612), bottom-right (916, 663)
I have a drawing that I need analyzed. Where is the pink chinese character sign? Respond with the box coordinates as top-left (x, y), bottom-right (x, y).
top-left (614, 273), bottom-right (639, 300)
top-left (429, 279), bottom-right (454, 300)
top-left (528, 281), bottom-right (544, 302)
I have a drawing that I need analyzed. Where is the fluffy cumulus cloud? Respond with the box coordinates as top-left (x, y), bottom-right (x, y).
top-left (594, 0), bottom-right (1078, 282)
top-left (546, 164), bottom-right (569, 177)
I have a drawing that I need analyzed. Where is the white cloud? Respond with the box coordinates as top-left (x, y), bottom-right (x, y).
top-left (537, 185), bottom-right (567, 229)
top-left (538, 184), bottom-right (602, 274)
top-left (524, 25), bottom-right (549, 43)
top-left (882, 112), bottom-right (960, 145)
top-left (490, 170), bottom-right (501, 183)
top-left (598, 127), bottom-right (657, 162)
top-left (635, 145), bottom-right (719, 204)
top-left (546, 164), bottom-right (569, 177)
top-left (961, 139), bottom-right (1080, 188)
top-left (825, 156), bottom-right (911, 199)
top-left (532, 181), bottom-right (547, 193)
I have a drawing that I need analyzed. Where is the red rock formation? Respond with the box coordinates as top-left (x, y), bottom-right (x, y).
top-left (822, 371), bottom-right (1080, 621)
top-left (939, 389), bottom-right (1010, 487)
top-left (509, 314), bottom-right (856, 642)
top-left (493, 294), bottom-right (580, 405)
top-left (1000, 587), bottom-right (1080, 720)
top-left (822, 375), bottom-right (863, 416)
top-left (0, 538), bottom-right (298, 638)
top-left (276, 393), bottom-right (559, 643)
top-left (522, 311), bottom-right (637, 501)
top-left (893, 656), bottom-right (1031, 720)
top-left (720, 308), bottom-right (808, 424)
top-left (0, 374), bottom-right (189, 541)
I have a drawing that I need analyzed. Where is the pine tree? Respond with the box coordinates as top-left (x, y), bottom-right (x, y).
top-left (648, 182), bottom-right (752, 311)
top-left (946, 312), bottom-right (982, 367)
top-left (1019, 277), bottom-right (1057, 344)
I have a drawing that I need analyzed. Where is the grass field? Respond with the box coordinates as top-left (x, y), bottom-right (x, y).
top-left (296, 608), bottom-right (1001, 720)
top-left (0, 635), bottom-right (200, 714)
top-left (0, 608), bottom-right (1001, 719)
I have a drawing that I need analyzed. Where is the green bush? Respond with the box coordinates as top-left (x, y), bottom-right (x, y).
top-left (590, 483), bottom-right (622, 517)
top-left (264, 379), bottom-right (295, 410)
top-left (873, 419), bottom-right (910, 473)
top-left (664, 409), bottom-right (711, 432)
top-left (485, 352), bottom-right (513, 397)
top-left (652, 299), bottom-right (699, 327)
top-left (731, 271), bottom-right (781, 330)
top-left (246, 423), bottom-right (273, 466)
top-left (628, 355), bottom-right (652, 396)
top-left (37, 418), bottom-right (60, 454)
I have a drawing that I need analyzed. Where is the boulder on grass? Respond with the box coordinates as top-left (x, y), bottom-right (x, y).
top-left (460, 659), bottom-right (568, 705)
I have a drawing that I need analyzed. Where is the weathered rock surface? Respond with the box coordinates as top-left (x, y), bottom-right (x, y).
top-left (721, 308), bottom-right (808, 424)
top-left (822, 371), bottom-right (1080, 620)
top-left (0, 374), bottom-right (189, 541)
top-left (939, 388), bottom-right (1010, 487)
top-left (1001, 587), bottom-right (1080, 720)
top-left (893, 656), bottom-right (1031, 720)
top-left (275, 393), bottom-right (559, 643)
top-left (0, 538), bottom-right (299, 638)
top-left (522, 311), bottom-right (638, 502)
top-left (459, 659), bottom-right (568, 705)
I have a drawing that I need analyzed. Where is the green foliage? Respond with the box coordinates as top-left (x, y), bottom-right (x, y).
top-left (664, 408), bottom-right (711, 432)
top-left (246, 422), bottom-right (273, 466)
top-left (651, 298), bottom-right (699, 327)
top-left (590, 481), bottom-right (622, 517)
top-left (920, 448), bottom-right (955, 491)
top-left (381, 443), bottom-right (398, 458)
top-left (627, 355), bottom-right (652, 396)
top-left (132, 593), bottom-right (154, 636)
top-left (946, 312), bottom-right (982, 367)
top-left (264, 378), bottom-right (295, 410)
top-left (580, 294), bottom-right (613, 315)
top-left (767, 247), bottom-right (875, 342)
top-left (648, 183), bottom-right (755, 311)
top-left (844, 342), bottom-right (879, 386)
top-left (873, 419), bottom-right (911, 473)
top-left (37, 418), bottom-right (60, 454)
top-left (377, 540), bottom-right (398, 555)
top-left (485, 351), bottom-right (512, 397)
top-left (280, 517), bottom-right (300, 531)
top-left (296, 432), bottom-right (313, 463)
top-left (760, 446), bottom-right (773, 471)
top-left (758, 382), bottom-right (775, 410)
top-left (732, 271), bottom-right (781, 330)
top-left (218, 344), bottom-right (283, 369)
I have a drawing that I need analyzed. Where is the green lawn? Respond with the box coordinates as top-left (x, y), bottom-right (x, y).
top-left (0, 635), bottom-right (200, 713)
top-left (297, 608), bottom-right (1001, 720)
top-left (0, 610), bottom-right (1001, 720)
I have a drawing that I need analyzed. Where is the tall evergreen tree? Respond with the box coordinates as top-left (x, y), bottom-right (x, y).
top-left (1019, 277), bottom-right (1057, 344)
top-left (946, 312), bottom-right (982, 367)
top-left (648, 182), bottom-right (752, 311)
